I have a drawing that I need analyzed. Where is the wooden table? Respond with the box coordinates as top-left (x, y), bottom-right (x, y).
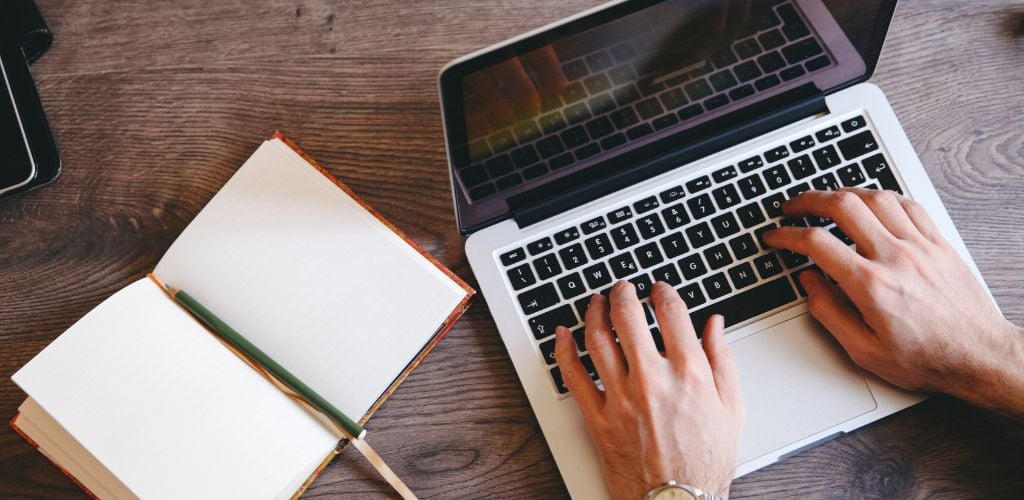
top-left (2, 0), bottom-right (1022, 497)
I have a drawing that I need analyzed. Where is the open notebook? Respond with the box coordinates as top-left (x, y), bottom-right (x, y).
top-left (10, 135), bottom-right (474, 499)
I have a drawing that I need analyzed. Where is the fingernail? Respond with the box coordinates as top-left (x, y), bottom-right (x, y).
top-left (589, 293), bottom-right (604, 304)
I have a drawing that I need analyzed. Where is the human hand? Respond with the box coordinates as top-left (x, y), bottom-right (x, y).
top-left (554, 281), bottom-right (743, 499)
top-left (763, 188), bottom-right (1024, 416)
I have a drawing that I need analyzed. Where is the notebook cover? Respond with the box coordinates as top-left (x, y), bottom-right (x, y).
top-left (9, 413), bottom-right (100, 499)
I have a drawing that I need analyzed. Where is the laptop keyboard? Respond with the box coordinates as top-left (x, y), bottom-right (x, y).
top-left (460, 0), bottom-right (832, 202)
top-left (496, 115), bottom-right (904, 396)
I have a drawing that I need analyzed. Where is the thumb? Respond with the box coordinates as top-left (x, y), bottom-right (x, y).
top-left (702, 315), bottom-right (743, 420)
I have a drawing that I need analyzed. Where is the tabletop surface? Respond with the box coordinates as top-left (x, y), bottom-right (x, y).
top-left (2, 0), bottom-right (1023, 497)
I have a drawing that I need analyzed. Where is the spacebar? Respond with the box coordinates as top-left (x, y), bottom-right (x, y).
top-left (689, 278), bottom-right (798, 336)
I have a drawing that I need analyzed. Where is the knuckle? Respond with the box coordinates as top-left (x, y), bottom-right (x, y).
top-left (653, 295), bottom-right (688, 317)
top-left (803, 227), bottom-right (832, 246)
top-left (831, 191), bottom-right (862, 212)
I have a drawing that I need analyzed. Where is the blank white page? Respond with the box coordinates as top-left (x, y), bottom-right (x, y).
top-left (154, 139), bottom-right (468, 420)
top-left (12, 278), bottom-right (341, 500)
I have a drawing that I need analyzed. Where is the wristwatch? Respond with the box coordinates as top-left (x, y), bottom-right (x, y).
top-left (643, 480), bottom-right (722, 500)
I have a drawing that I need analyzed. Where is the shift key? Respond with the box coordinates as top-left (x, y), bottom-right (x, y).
top-left (688, 277), bottom-right (798, 336)
top-left (528, 304), bottom-right (577, 339)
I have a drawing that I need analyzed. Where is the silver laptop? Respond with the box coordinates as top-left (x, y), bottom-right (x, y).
top-left (438, 1), bottom-right (991, 497)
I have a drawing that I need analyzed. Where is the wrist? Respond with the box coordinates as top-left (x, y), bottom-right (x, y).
top-left (949, 321), bottom-right (1024, 416)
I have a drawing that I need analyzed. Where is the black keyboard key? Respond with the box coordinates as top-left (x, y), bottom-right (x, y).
top-left (574, 299), bottom-right (592, 325)
top-left (711, 213), bottom-right (741, 238)
top-left (762, 193), bottom-right (786, 218)
top-left (608, 64), bottom-right (636, 86)
top-left (609, 252), bottom-right (639, 278)
top-left (460, 164), bottom-right (488, 187)
top-left (728, 262), bottom-right (758, 289)
top-left (614, 84), bottom-right (642, 107)
top-left (501, 248), bottom-right (527, 266)
top-left (729, 84), bottom-right (756, 101)
top-left (838, 130), bottom-right (879, 161)
top-left (678, 254), bottom-right (708, 280)
top-left (711, 47), bottom-right (739, 68)
top-left (561, 126), bottom-right (589, 149)
top-left (806, 214), bottom-right (832, 228)
top-left (586, 51), bottom-right (614, 72)
top-left (786, 182), bottom-right (811, 199)
top-left (689, 277), bottom-right (797, 331)
top-left (518, 283), bottom-right (559, 315)
top-left (678, 283), bottom-right (707, 309)
top-left (660, 186), bottom-right (685, 204)
top-left (787, 155), bottom-right (815, 179)
top-left (549, 153), bottom-right (575, 170)
top-left (862, 153), bottom-right (902, 193)
top-left (739, 156), bottom-right (764, 173)
top-left (630, 274), bottom-right (654, 299)
top-left (536, 136), bottom-right (565, 159)
top-left (660, 232), bottom-right (689, 259)
top-left (559, 243), bottom-right (589, 270)
top-left (580, 354), bottom-right (600, 380)
top-left (529, 304), bottom-right (577, 339)
top-left (737, 202), bottom-right (766, 228)
top-left (571, 325), bottom-right (587, 351)
top-left (554, 227), bottom-right (580, 244)
top-left (703, 243), bottom-right (733, 270)
top-left (759, 29), bottom-right (786, 50)
top-left (684, 79), bottom-right (713, 101)
top-left (812, 145), bottom-right (842, 170)
top-left (811, 172), bottom-right (840, 191)
top-left (709, 69), bottom-right (739, 92)
top-left (540, 337), bottom-right (558, 364)
top-left (713, 165), bottom-right (738, 183)
top-left (588, 93), bottom-right (617, 116)
top-left (758, 51), bottom-right (786, 73)
top-left (729, 234), bottom-right (759, 260)
top-left (765, 145), bottom-right (789, 162)
top-left (734, 61), bottom-right (762, 83)
top-left (754, 74), bottom-right (781, 91)
top-left (685, 222), bottom-right (715, 249)
top-left (704, 95), bottom-right (730, 111)
top-left (790, 136), bottom-right (815, 153)
top-left (702, 272), bottom-right (732, 300)
top-left (838, 164), bottom-right (867, 187)
top-left (782, 38), bottom-right (824, 65)
top-left (841, 116), bottom-right (866, 133)
top-left (780, 216), bottom-right (807, 228)
top-left (778, 4), bottom-right (811, 40)
top-left (831, 226), bottom-right (854, 245)
top-left (635, 242), bottom-right (664, 268)
top-left (780, 65), bottom-right (806, 81)
top-left (763, 165), bottom-right (791, 189)
top-left (652, 263), bottom-right (683, 286)
top-left (585, 234), bottom-right (614, 260)
top-left (575, 143), bottom-right (601, 162)
top-left (527, 237), bottom-right (554, 255)
top-left (584, 73), bottom-right (611, 95)
top-left (780, 249), bottom-right (810, 268)
top-left (562, 82), bottom-right (588, 104)
top-left (627, 123), bottom-right (654, 140)
top-left (522, 164), bottom-right (548, 180)
top-left (486, 155), bottom-right (515, 178)
top-left (634, 196), bottom-right (660, 213)
top-left (601, 133), bottom-right (628, 151)
top-left (686, 176), bottom-right (713, 194)
top-left (608, 206), bottom-right (632, 224)
top-left (585, 116), bottom-right (615, 140)
top-left (581, 216), bottom-right (607, 235)
top-left (653, 113), bottom-right (680, 131)
top-left (754, 223), bottom-right (777, 250)
top-left (753, 252), bottom-right (784, 279)
top-left (806, 55), bottom-right (830, 72)
top-left (550, 366), bottom-right (569, 394)
top-left (534, 254), bottom-right (563, 280)
top-left (582, 262), bottom-right (613, 289)
top-left (687, 193), bottom-right (717, 219)
top-left (712, 184), bottom-right (741, 210)
top-left (737, 174), bottom-right (767, 199)
top-left (734, 38), bottom-right (762, 59)
top-left (659, 88), bottom-right (689, 110)
top-left (495, 173), bottom-right (523, 190)
top-left (557, 272), bottom-right (587, 300)
top-left (637, 214), bottom-right (666, 239)
top-left (661, 204), bottom-right (690, 229)
top-left (562, 60), bottom-right (588, 80)
top-left (678, 104), bottom-right (704, 120)
top-left (511, 145), bottom-right (540, 169)
top-left (610, 107), bottom-right (640, 130)
top-left (636, 98), bottom-right (664, 120)
top-left (611, 224), bottom-right (641, 249)
top-left (816, 126), bottom-right (842, 143)
top-left (507, 263), bottom-right (536, 291)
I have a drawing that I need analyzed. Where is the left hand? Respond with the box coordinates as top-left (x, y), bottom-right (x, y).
top-left (554, 281), bottom-right (744, 499)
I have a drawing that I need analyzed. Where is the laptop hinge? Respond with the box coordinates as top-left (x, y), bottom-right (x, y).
top-left (510, 84), bottom-right (828, 229)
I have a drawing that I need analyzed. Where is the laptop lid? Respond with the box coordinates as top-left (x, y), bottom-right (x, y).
top-left (440, 0), bottom-right (898, 234)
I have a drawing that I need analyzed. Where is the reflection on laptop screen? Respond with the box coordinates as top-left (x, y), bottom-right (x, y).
top-left (444, 0), bottom-right (887, 231)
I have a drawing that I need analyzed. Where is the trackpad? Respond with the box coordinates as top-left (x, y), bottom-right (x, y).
top-left (733, 314), bottom-right (877, 463)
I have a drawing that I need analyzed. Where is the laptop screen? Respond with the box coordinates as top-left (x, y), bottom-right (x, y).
top-left (441, 0), bottom-right (897, 233)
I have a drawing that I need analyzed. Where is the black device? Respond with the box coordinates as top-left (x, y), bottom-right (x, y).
top-left (0, 0), bottom-right (59, 200)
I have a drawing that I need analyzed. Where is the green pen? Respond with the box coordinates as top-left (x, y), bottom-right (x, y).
top-left (166, 286), bottom-right (365, 439)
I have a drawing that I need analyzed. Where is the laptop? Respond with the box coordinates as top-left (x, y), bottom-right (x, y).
top-left (438, 1), bottom-right (992, 497)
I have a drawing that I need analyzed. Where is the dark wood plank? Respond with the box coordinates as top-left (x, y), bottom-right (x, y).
top-left (1, 0), bottom-right (1022, 497)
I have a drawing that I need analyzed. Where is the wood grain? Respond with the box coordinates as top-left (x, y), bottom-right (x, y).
top-left (2, 0), bottom-right (1022, 497)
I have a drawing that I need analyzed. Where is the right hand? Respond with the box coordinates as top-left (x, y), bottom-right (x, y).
top-left (763, 188), bottom-right (1024, 417)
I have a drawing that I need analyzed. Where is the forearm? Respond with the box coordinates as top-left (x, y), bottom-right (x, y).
top-left (950, 322), bottom-right (1024, 419)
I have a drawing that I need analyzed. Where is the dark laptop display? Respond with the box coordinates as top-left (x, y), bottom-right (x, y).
top-left (441, 0), bottom-right (897, 233)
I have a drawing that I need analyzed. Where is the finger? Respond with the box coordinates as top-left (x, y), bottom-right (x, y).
top-left (554, 326), bottom-right (603, 413)
top-left (701, 315), bottom-right (743, 418)
top-left (609, 281), bottom-right (661, 370)
top-left (799, 271), bottom-right (880, 359)
top-left (763, 226), bottom-right (870, 286)
top-left (649, 282), bottom-right (704, 362)
top-left (840, 188), bottom-right (921, 241)
top-left (520, 46), bottom-right (567, 97)
top-left (897, 196), bottom-right (946, 245)
top-left (584, 294), bottom-right (626, 390)
top-left (781, 190), bottom-right (894, 256)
